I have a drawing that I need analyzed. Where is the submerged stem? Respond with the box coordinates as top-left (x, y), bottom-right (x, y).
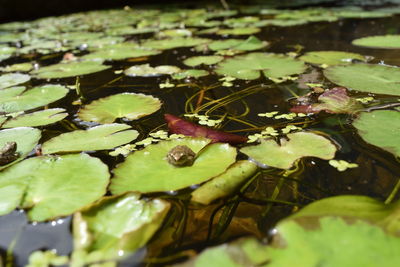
top-left (385, 178), bottom-right (400, 204)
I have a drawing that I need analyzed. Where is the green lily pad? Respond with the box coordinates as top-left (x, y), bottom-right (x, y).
top-left (216, 53), bottom-right (307, 80)
top-left (0, 153), bottom-right (109, 221)
top-left (141, 37), bottom-right (210, 50)
top-left (299, 51), bottom-right (366, 66)
top-left (171, 69), bottom-right (209, 80)
top-left (191, 160), bottom-right (258, 205)
top-left (183, 56), bottom-right (224, 67)
top-left (0, 86), bottom-right (25, 98)
top-left (0, 62), bottom-right (33, 72)
top-left (31, 61), bottom-right (111, 79)
top-left (124, 64), bottom-right (181, 77)
top-left (352, 110), bottom-right (400, 157)
top-left (0, 127), bottom-right (41, 170)
top-left (266, 217), bottom-right (400, 267)
top-left (240, 132), bottom-right (336, 169)
top-left (0, 73), bottom-right (30, 89)
top-left (0, 46), bottom-right (16, 62)
top-left (0, 84), bottom-right (68, 113)
top-left (82, 43), bottom-right (161, 61)
top-left (217, 27), bottom-right (260, 35)
top-left (352, 35), bottom-right (400, 49)
top-left (1, 108), bottom-right (68, 128)
top-left (42, 123), bottom-right (139, 154)
top-left (208, 36), bottom-right (267, 51)
top-left (72, 193), bottom-right (170, 265)
top-left (78, 93), bottom-right (161, 124)
top-left (324, 64), bottom-right (400, 96)
top-left (110, 138), bottom-right (237, 194)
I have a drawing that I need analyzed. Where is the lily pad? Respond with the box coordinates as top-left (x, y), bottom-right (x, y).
top-left (78, 93), bottom-right (162, 124)
top-left (0, 127), bottom-right (41, 170)
top-left (352, 35), bottom-right (400, 49)
top-left (141, 37), bottom-right (210, 50)
top-left (216, 53), bottom-right (307, 80)
top-left (42, 123), bottom-right (139, 154)
top-left (208, 36), bottom-right (267, 51)
top-left (240, 132), bottom-right (336, 169)
top-left (82, 43), bottom-right (160, 61)
top-left (324, 64), bottom-right (400, 96)
top-left (352, 110), bottom-right (400, 157)
top-left (0, 153), bottom-right (109, 221)
top-left (31, 61), bottom-right (111, 79)
top-left (216, 27), bottom-right (260, 35)
top-left (72, 193), bottom-right (170, 265)
top-left (0, 73), bottom-right (30, 89)
top-left (124, 64), bottom-right (181, 77)
top-left (171, 69), bottom-right (209, 80)
top-left (299, 51), bottom-right (366, 66)
top-left (110, 138), bottom-right (237, 194)
top-left (266, 217), bottom-right (400, 267)
top-left (183, 56), bottom-right (224, 67)
top-left (0, 84), bottom-right (68, 113)
top-left (1, 108), bottom-right (68, 128)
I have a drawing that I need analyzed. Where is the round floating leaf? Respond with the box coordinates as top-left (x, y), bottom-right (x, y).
top-left (82, 43), bottom-right (160, 61)
top-left (0, 73), bottom-right (30, 89)
top-left (299, 51), bottom-right (366, 66)
top-left (353, 110), bottom-right (400, 157)
top-left (324, 64), bottom-right (400, 96)
top-left (110, 138), bottom-right (237, 194)
top-left (141, 37), bottom-right (210, 50)
top-left (216, 53), bottom-right (307, 80)
top-left (32, 61), bottom-right (110, 79)
top-left (124, 64), bottom-right (181, 77)
top-left (42, 123), bottom-right (139, 154)
top-left (266, 217), bottom-right (400, 267)
top-left (0, 127), bottom-right (41, 170)
top-left (1, 62), bottom-right (33, 72)
top-left (78, 93), bottom-right (161, 124)
top-left (352, 35), bottom-right (400, 49)
top-left (208, 36), bottom-right (267, 51)
top-left (1, 108), bottom-right (68, 128)
top-left (183, 56), bottom-right (224, 67)
top-left (217, 27), bottom-right (260, 35)
top-left (0, 86), bottom-right (25, 98)
top-left (72, 193), bottom-right (170, 264)
top-left (0, 84), bottom-right (68, 113)
top-left (0, 153), bottom-right (109, 221)
top-left (171, 69), bottom-right (209, 80)
top-left (240, 132), bottom-right (336, 169)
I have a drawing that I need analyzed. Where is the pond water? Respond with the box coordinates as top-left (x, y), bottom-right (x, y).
top-left (1, 2), bottom-right (400, 266)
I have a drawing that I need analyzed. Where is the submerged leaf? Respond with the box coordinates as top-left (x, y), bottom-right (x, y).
top-left (240, 132), bottom-right (336, 169)
top-left (324, 64), bottom-right (400, 96)
top-left (165, 114), bottom-right (247, 144)
top-left (78, 93), bottom-right (161, 124)
top-left (0, 153), bottom-right (109, 221)
top-left (353, 110), bottom-right (400, 157)
top-left (31, 61), bottom-right (111, 79)
top-left (216, 53), bottom-right (306, 80)
top-left (42, 123), bottom-right (139, 154)
top-left (110, 138), bottom-right (236, 194)
top-left (72, 193), bottom-right (170, 265)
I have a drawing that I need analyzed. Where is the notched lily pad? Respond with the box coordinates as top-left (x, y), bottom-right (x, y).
top-left (31, 61), bottom-right (111, 79)
top-left (353, 110), bottom-right (400, 157)
top-left (110, 138), bottom-right (237, 194)
top-left (216, 53), bottom-right (307, 80)
top-left (183, 56), bottom-right (224, 67)
top-left (78, 93), bottom-right (162, 124)
top-left (299, 51), bottom-right (367, 66)
top-left (1, 108), bottom-right (68, 128)
top-left (0, 153), bottom-right (109, 221)
top-left (0, 73), bottom-right (30, 89)
top-left (42, 123), bottom-right (139, 154)
top-left (324, 64), bottom-right (400, 96)
top-left (72, 193), bottom-right (170, 265)
top-left (0, 84), bottom-right (68, 113)
top-left (240, 132), bottom-right (336, 169)
top-left (124, 64), bottom-right (181, 77)
top-left (207, 36), bottom-right (268, 51)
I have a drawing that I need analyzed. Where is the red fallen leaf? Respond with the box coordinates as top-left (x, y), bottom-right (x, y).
top-left (290, 87), bottom-right (362, 114)
top-left (164, 114), bottom-right (247, 144)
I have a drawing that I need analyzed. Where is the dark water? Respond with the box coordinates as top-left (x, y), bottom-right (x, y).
top-left (1, 7), bottom-right (400, 267)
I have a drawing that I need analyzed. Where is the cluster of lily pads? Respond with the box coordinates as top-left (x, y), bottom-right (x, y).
top-left (1, 3), bottom-right (400, 267)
